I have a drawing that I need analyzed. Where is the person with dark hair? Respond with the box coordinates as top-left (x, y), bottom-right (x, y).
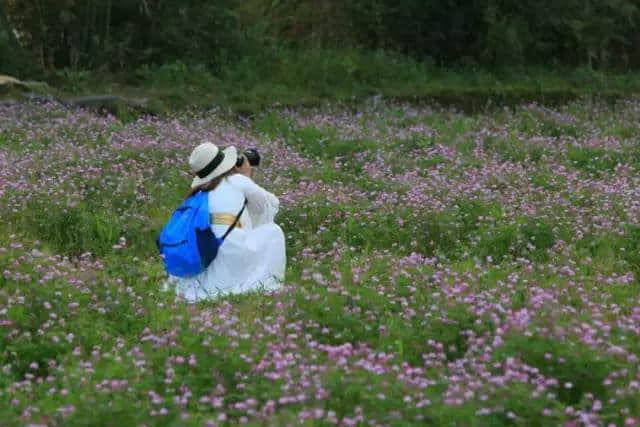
top-left (167, 142), bottom-right (285, 301)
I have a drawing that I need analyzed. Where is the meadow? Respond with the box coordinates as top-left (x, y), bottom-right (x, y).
top-left (1, 98), bottom-right (640, 426)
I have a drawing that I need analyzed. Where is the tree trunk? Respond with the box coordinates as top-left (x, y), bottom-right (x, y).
top-left (90, 0), bottom-right (97, 54)
top-left (104, 0), bottom-right (111, 53)
top-left (0, 2), bottom-right (23, 51)
top-left (29, 0), bottom-right (45, 70)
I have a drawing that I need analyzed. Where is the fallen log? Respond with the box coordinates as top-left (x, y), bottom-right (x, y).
top-left (1, 75), bottom-right (153, 116)
top-left (61, 95), bottom-right (145, 109)
top-left (60, 95), bottom-right (152, 116)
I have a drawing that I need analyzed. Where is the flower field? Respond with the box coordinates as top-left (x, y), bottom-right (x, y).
top-left (1, 99), bottom-right (640, 426)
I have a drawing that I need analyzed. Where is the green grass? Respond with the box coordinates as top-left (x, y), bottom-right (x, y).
top-left (567, 146), bottom-right (624, 175)
top-left (484, 135), bottom-right (549, 163)
top-left (10, 49), bottom-right (640, 116)
top-left (577, 225), bottom-right (640, 275)
top-left (495, 334), bottom-right (622, 405)
top-left (3, 93), bottom-right (640, 425)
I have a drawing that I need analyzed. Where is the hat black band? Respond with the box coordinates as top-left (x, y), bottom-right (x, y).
top-left (196, 151), bottom-right (225, 178)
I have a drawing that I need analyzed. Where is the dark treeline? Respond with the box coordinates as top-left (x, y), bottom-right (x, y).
top-left (1, 0), bottom-right (639, 77)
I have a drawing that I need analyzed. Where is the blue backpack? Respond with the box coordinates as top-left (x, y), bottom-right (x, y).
top-left (156, 191), bottom-right (247, 278)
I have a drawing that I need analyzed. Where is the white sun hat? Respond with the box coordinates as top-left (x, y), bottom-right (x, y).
top-left (189, 142), bottom-right (238, 188)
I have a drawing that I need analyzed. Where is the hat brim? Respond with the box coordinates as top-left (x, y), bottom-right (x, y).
top-left (191, 146), bottom-right (238, 188)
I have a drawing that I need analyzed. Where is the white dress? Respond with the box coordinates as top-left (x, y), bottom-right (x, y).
top-left (170, 174), bottom-right (286, 302)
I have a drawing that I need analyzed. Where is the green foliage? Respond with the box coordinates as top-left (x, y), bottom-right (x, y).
top-left (531, 171), bottom-right (566, 191)
top-left (253, 113), bottom-right (376, 158)
top-left (53, 69), bottom-right (93, 94)
top-left (289, 258), bottom-right (484, 366)
top-left (567, 146), bottom-right (624, 175)
top-left (484, 136), bottom-right (549, 163)
top-left (136, 61), bottom-right (217, 89)
top-left (280, 198), bottom-right (513, 261)
top-left (21, 200), bottom-right (124, 256)
top-left (2, 0), bottom-right (242, 72)
top-left (4, 98), bottom-right (640, 424)
top-left (514, 112), bottom-right (584, 139)
top-left (538, 118), bottom-right (582, 139)
top-left (578, 225), bottom-right (640, 275)
top-left (495, 334), bottom-right (622, 405)
top-left (0, 20), bottom-right (28, 75)
top-left (476, 220), bottom-right (558, 262)
top-left (260, 0), bottom-right (640, 68)
top-left (218, 48), bottom-right (433, 111)
top-left (4, 0), bottom-right (639, 84)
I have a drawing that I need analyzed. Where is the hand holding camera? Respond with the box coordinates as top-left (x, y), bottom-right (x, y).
top-left (236, 148), bottom-right (261, 177)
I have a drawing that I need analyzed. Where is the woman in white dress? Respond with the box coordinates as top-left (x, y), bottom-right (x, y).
top-left (170, 142), bottom-right (286, 302)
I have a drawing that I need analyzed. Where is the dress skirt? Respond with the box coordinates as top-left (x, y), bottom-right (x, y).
top-left (167, 174), bottom-right (286, 302)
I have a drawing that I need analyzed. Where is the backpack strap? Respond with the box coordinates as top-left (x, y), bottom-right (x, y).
top-left (220, 198), bottom-right (248, 241)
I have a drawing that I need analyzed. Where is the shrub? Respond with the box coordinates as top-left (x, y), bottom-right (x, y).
top-left (475, 220), bottom-right (557, 262)
top-left (567, 146), bottom-right (624, 175)
top-left (22, 200), bottom-right (122, 256)
top-left (495, 334), bottom-right (622, 405)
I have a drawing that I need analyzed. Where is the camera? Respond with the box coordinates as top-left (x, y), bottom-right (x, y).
top-left (236, 148), bottom-right (261, 167)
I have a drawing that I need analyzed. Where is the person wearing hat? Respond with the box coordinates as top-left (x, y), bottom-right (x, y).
top-left (169, 142), bottom-right (285, 301)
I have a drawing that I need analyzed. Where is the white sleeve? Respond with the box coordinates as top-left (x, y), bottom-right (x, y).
top-left (230, 174), bottom-right (279, 226)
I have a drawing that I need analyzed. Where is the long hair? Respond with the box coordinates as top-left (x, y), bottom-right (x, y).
top-left (185, 168), bottom-right (237, 199)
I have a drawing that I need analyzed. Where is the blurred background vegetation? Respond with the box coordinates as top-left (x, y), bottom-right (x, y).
top-left (1, 0), bottom-right (639, 109)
